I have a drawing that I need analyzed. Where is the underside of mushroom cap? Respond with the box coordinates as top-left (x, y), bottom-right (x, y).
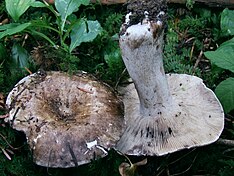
top-left (116, 74), bottom-right (224, 156)
top-left (6, 71), bottom-right (124, 168)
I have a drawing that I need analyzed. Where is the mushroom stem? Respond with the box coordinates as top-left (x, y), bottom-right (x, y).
top-left (120, 20), bottom-right (172, 117)
top-left (117, 0), bottom-right (224, 156)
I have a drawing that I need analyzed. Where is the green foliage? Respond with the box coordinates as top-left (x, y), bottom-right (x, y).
top-left (55, 0), bottom-right (89, 31)
top-left (5, 0), bottom-right (35, 22)
top-left (0, 44), bottom-right (7, 87)
top-left (58, 52), bottom-right (80, 73)
top-left (221, 8), bottom-right (234, 36)
top-left (215, 78), bottom-right (234, 113)
top-left (103, 13), bottom-right (123, 35)
top-left (0, 2), bottom-right (233, 176)
top-left (11, 43), bottom-right (30, 69)
top-left (205, 39), bottom-right (234, 73)
top-left (0, 43), bottom-right (25, 92)
top-left (0, 0), bottom-right (104, 92)
top-left (103, 46), bottom-right (125, 85)
top-left (204, 8), bottom-right (234, 113)
top-left (70, 19), bottom-right (102, 52)
top-left (218, 159), bottom-right (234, 176)
top-left (0, 127), bottom-right (45, 176)
top-left (0, 23), bottom-right (31, 40)
top-left (186, 0), bottom-right (194, 9)
top-left (164, 21), bottom-right (201, 76)
top-left (2, 0), bottom-right (102, 53)
top-left (73, 6), bottom-right (125, 86)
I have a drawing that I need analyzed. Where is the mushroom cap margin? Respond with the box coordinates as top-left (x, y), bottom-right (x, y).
top-left (116, 74), bottom-right (224, 156)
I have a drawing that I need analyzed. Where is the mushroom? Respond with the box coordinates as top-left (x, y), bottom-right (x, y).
top-left (5, 71), bottom-right (124, 168)
top-left (116, 0), bottom-right (224, 156)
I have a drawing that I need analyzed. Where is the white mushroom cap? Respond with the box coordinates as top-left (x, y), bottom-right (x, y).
top-left (5, 71), bottom-right (124, 168)
top-left (117, 74), bottom-right (224, 155)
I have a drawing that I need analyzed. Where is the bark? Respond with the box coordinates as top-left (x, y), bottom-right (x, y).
top-left (91, 0), bottom-right (234, 8)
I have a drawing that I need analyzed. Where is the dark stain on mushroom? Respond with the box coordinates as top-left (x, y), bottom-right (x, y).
top-left (146, 126), bottom-right (150, 138)
top-left (67, 142), bottom-right (78, 167)
top-left (168, 127), bottom-right (172, 135)
top-left (140, 129), bottom-right (143, 137)
top-left (129, 38), bottom-right (145, 49)
top-left (10, 106), bottom-right (20, 125)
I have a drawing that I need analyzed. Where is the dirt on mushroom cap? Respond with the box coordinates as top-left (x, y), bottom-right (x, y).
top-left (5, 71), bottom-right (125, 168)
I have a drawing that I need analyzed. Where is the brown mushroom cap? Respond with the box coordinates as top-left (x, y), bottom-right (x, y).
top-left (117, 74), bottom-right (224, 155)
top-left (6, 71), bottom-right (124, 168)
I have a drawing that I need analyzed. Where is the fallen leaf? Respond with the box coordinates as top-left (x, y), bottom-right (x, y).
top-left (119, 158), bottom-right (147, 176)
top-left (0, 93), bottom-right (4, 110)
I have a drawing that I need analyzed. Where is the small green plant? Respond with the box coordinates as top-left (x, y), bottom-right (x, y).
top-left (204, 8), bottom-right (234, 114)
top-left (164, 16), bottom-right (201, 76)
top-left (2, 0), bottom-right (102, 53)
top-left (186, 0), bottom-right (194, 9)
top-left (0, 0), bottom-right (103, 90)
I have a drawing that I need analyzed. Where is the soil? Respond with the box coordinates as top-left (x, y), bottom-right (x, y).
top-left (126, 0), bottom-right (167, 25)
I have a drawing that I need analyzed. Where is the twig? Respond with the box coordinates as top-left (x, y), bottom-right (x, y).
top-left (216, 138), bottom-right (234, 147)
top-left (0, 114), bottom-right (9, 119)
top-left (77, 87), bottom-right (94, 94)
top-left (155, 149), bottom-right (196, 176)
top-left (0, 133), bottom-right (24, 150)
top-left (193, 50), bottom-right (203, 75)
top-left (155, 155), bottom-right (170, 176)
top-left (0, 147), bottom-right (11, 160)
top-left (115, 68), bottom-right (127, 90)
top-left (225, 114), bottom-right (234, 124)
top-left (169, 148), bottom-right (196, 166)
top-left (170, 153), bottom-right (198, 176)
top-left (189, 40), bottom-right (195, 61)
top-left (24, 67), bottom-right (33, 75)
top-left (222, 148), bottom-right (234, 154)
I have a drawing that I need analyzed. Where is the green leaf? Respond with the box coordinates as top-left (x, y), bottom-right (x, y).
top-left (55, 0), bottom-right (90, 31)
top-left (5, 0), bottom-right (35, 22)
top-left (11, 43), bottom-right (30, 69)
top-left (29, 30), bottom-right (57, 48)
top-left (204, 50), bottom-right (234, 72)
top-left (0, 43), bottom-right (7, 62)
top-left (69, 19), bottom-right (102, 53)
top-left (215, 77), bottom-right (234, 113)
top-left (221, 8), bottom-right (234, 36)
top-left (0, 23), bottom-right (20, 31)
top-left (217, 36), bottom-right (234, 50)
top-left (31, 1), bottom-right (47, 7)
top-left (0, 23), bottom-right (31, 40)
top-left (204, 38), bottom-right (234, 72)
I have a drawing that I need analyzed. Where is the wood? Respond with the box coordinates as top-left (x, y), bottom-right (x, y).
top-left (91, 0), bottom-right (234, 8)
top-left (170, 0), bottom-right (234, 8)
top-left (91, 0), bottom-right (126, 4)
